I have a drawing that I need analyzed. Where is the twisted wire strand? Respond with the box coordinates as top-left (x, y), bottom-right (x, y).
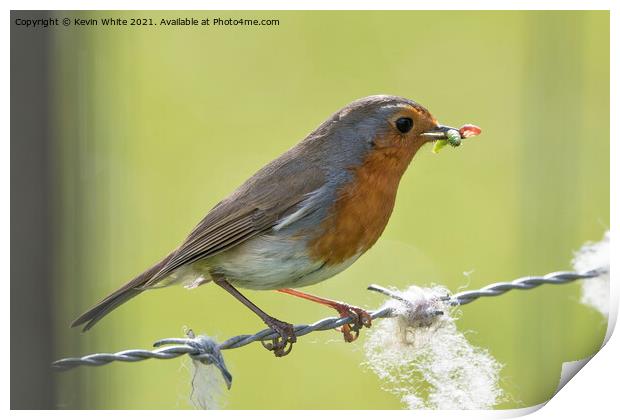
top-left (51, 345), bottom-right (199, 369)
top-left (52, 269), bottom-right (603, 373)
top-left (449, 269), bottom-right (602, 305)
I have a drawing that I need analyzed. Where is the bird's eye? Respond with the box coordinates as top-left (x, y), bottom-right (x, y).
top-left (395, 117), bottom-right (413, 134)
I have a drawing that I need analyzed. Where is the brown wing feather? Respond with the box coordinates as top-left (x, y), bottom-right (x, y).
top-left (144, 210), bottom-right (273, 286)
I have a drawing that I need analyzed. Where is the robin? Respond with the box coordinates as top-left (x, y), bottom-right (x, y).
top-left (71, 95), bottom-right (479, 356)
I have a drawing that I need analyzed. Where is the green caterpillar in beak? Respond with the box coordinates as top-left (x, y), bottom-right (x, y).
top-left (432, 124), bottom-right (481, 154)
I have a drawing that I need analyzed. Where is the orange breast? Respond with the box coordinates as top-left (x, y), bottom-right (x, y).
top-left (308, 145), bottom-right (417, 265)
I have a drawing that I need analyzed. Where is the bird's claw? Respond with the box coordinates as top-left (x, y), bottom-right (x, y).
top-left (261, 317), bottom-right (297, 357)
top-left (336, 305), bottom-right (372, 343)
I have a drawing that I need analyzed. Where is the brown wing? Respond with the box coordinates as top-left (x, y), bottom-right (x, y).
top-left (144, 210), bottom-right (273, 286)
top-left (72, 125), bottom-right (336, 329)
top-left (144, 146), bottom-right (326, 287)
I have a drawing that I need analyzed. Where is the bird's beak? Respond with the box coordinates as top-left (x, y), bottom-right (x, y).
top-left (420, 124), bottom-right (459, 141)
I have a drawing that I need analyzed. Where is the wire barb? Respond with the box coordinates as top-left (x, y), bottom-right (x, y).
top-left (52, 269), bottom-right (603, 376)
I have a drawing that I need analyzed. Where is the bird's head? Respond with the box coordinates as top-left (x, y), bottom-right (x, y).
top-left (311, 95), bottom-right (470, 174)
top-left (339, 95), bottom-right (462, 148)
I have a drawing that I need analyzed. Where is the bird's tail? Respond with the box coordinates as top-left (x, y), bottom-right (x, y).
top-left (70, 251), bottom-right (175, 332)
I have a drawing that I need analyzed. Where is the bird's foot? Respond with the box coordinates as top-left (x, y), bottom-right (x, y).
top-left (276, 288), bottom-right (373, 343)
top-left (334, 304), bottom-right (372, 343)
top-left (261, 316), bottom-right (297, 357)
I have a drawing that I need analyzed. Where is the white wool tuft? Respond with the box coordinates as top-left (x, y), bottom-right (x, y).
top-left (364, 285), bottom-right (504, 410)
top-left (572, 231), bottom-right (610, 317)
top-left (188, 359), bottom-right (228, 410)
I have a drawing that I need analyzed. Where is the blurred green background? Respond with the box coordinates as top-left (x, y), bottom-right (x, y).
top-left (49, 11), bottom-right (609, 409)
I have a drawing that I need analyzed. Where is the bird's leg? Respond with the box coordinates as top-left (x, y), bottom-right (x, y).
top-left (214, 278), bottom-right (296, 357)
top-left (277, 288), bottom-right (372, 342)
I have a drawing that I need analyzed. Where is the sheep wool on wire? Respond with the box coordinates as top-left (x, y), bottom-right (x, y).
top-left (187, 358), bottom-right (228, 410)
top-left (363, 285), bottom-right (504, 410)
top-left (573, 231), bottom-right (610, 317)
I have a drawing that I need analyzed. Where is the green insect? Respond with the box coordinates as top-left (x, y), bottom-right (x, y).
top-left (432, 129), bottom-right (462, 154)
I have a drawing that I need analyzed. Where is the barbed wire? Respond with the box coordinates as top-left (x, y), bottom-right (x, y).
top-left (52, 268), bottom-right (604, 384)
top-left (449, 270), bottom-right (602, 305)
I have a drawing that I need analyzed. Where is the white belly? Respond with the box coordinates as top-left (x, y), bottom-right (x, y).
top-left (179, 233), bottom-right (360, 290)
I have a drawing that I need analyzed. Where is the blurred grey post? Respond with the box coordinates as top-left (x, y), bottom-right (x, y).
top-left (11, 10), bottom-right (56, 409)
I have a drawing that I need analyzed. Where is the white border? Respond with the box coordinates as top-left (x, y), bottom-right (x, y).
top-left (4, 1), bottom-right (617, 419)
